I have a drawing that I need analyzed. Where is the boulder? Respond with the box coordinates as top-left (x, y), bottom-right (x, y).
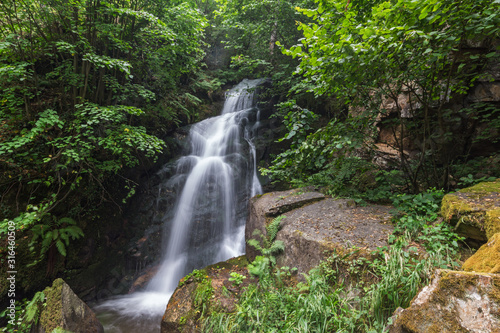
top-left (441, 179), bottom-right (500, 242)
top-left (246, 188), bottom-right (393, 275)
top-left (245, 188), bottom-right (326, 262)
top-left (388, 269), bottom-right (500, 333)
top-left (161, 256), bottom-right (252, 333)
top-left (463, 232), bottom-right (500, 273)
top-left (33, 278), bottom-right (104, 333)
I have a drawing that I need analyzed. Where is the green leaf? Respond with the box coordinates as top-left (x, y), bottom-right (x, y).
top-left (55, 239), bottom-right (66, 256)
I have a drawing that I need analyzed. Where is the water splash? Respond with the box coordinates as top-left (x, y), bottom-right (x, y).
top-left (94, 79), bottom-right (264, 332)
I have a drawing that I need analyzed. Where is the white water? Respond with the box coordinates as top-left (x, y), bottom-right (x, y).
top-left (94, 79), bottom-right (264, 332)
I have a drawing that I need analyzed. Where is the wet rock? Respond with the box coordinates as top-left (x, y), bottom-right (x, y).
top-left (441, 179), bottom-right (500, 242)
top-left (128, 265), bottom-right (159, 293)
top-left (388, 269), bottom-right (500, 333)
top-left (33, 278), bottom-right (103, 333)
top-left (463, 233), bottom-right (500, 273)
top-left (246, 188), bottom-right (393, 275)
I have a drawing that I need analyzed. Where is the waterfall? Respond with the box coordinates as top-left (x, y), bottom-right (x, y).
top-left (94, 79), bottom-right (264, 332)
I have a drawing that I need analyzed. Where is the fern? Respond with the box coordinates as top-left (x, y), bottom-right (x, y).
top-left (247, 215), bottom-right (286, 277)
top-left (266, 215), bottom-right (286, 243)
top-left (55, 240), bottom-right (66, 256)
top-left (24, 291), bottom-right (45, 324)
top-left (29, 216), bottom-right (84, 259)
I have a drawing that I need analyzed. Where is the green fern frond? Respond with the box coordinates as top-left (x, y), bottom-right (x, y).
top-left (57, 217), bottom-right (76, 225)
top-left (64, 225), bottom-right (84, 239)
top-left (247, 238), bottom-right (263, 252)
top-left (55, 239), bottom-right (66, 256)
top-left (24, 291), bottom-right (45, 324)
top-left (268, 240), bottom-right (285, 255)
top-left (266, 215), bottom-right (286, 242)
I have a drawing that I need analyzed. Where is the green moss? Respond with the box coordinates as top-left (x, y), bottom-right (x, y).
top-left (441, 194), bottom-right (472, 221)
top-left (463, 233), bottom-right (500, 273)
top-left (458, 178), bottom-right (500, 195)
top-left (486, 208), bottom-right (500, 239)
top-left (40, 279), bottom-right (64, 332)
top-left (441, 179), bottom-right (500, 241)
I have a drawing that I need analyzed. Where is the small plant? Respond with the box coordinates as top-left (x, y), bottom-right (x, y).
top-left (0, 291), bottom-right (45, 333)
top-left (247, 215), bottom-right (286, 262)
top-left (29, 217), bottom-right (84, 262)
top-left (457, 174), bottom-right (497, 188)
top-left (228, 272), bottom-right (246, 286)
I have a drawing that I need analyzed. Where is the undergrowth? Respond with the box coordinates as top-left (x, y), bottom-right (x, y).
top-left (202, 189), bottom-right (464, 332)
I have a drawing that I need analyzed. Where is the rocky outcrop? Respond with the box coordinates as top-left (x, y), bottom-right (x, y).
top-left (161, 256), bottom-right (252, 333)
top-left (246, 188), bottom-right (393, 275)
top-left (441, 179), bottom-right (500, 242)
top-left (388, 269), bottom-right (500, 333)
top-left (463, 232), bottom-right (500, 273)
top-left (33, 278), bottom-right (103, 333)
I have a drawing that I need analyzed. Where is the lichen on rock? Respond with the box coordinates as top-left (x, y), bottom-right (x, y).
top-left (463, 232), bottom-right (500, 273)
top-left (441, 178), bottom-right (500, 242)
top-left (388, 269), bottom-right (500, 333)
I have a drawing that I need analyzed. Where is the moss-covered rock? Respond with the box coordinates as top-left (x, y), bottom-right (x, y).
top-left (33, 278), bottom-right (103, 333)
top-left (463, 232), bottom-right (500, 273)
top-left (388, 269), bottom-right (500, 333)
top-left (161, 256), bottom-right (252, 333)
top-left (441, 178), bottom-right (500, 241)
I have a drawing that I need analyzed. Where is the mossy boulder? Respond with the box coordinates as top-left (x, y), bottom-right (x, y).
top-left (161, 256), bottom-right (252, 333)
top-left (33, 278), bottom-right (103, 333)
top-left (441, 178), bottom-right (500, 242)
top-left (463, 232), bottom-right (500, 273)
top-left (388, 269), bottom-right (500, 333)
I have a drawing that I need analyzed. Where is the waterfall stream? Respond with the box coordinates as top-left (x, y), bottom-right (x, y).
top-left (94, 79), bottom-right (264, 332)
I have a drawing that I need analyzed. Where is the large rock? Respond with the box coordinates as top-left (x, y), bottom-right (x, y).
top-left (441, 179), bottom-right (500, 242)
top-left (463, 232), bottom-right (500, 273)
top-left (388, 269), bottom-right (500, 333)
top-left (33, 278), bottom-right (104, 333)
top-left (246, 188), bottom-right (393, 275)
top-left (245, 188), bottom-right (326, 262)
top-left (161, 256), bottom-right (252, 333)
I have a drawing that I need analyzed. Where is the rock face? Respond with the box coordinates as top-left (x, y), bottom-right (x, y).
top-left (463, 233), bottom-right (500, 273)
top-left (246, 188), bottom-right (393, 275)
top-left (33, 278), bottom-right (104, 333)
top-left (441, 179), bottom-right (500, 242)
top-left (388, 269), bottom-right (500, 333)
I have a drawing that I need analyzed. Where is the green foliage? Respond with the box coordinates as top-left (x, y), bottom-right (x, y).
top-left (457, 174), bottom-right (497, 188)
top-left (0, 291), bottom-right (45, 333)
top-left (0, 0), bottom-right (210, 266)
top-left (29, 216), bottom-right (84, 261)
top-left (263, 115), bottom-right (372, 185)
top-left (203, 266), bottom-right (353, 333)
top-left (179, 269), bottom-right (207, 287)
top-left (228, 272), bottom-right (246, 286)
top-left (214, 0), bottom-right (316, 80)
top-left (279, 0), bottom-right (500, 191)
top-left (193, 276), bottom-right (213, 318)
top-left (247, 215), bottom-right (286, 277)
top-left (391, 188), bottom-right (444, 236)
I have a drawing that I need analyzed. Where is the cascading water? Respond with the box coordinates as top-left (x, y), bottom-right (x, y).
top-left (95, 79), bottom-right (264, 332)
